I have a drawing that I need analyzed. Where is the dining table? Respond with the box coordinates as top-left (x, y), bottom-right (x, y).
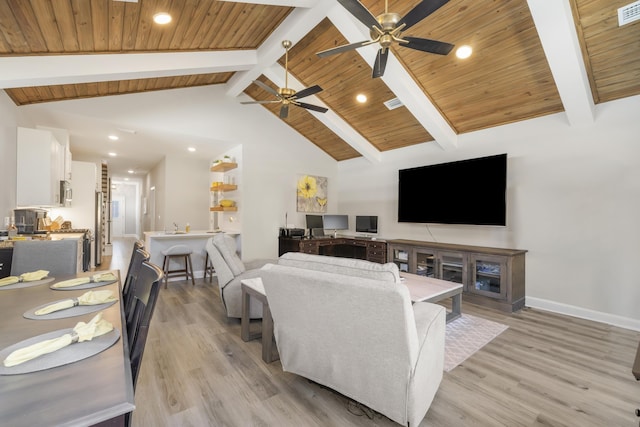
top-left (0, 270), bottom-right (135, 427)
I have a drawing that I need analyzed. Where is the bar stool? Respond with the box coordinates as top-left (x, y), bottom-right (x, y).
top-left (203, 249), bottom-right (215, 283)
top-left (161, 244), bottom-right (195, 288)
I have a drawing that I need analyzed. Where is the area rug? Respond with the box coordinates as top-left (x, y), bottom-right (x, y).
top-left (444, 314), bottom-right (508, 372)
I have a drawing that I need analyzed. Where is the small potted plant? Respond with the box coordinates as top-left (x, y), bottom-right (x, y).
top-left (222, 155), bottom-right (232, 163)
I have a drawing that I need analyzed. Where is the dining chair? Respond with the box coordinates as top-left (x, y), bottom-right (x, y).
top-left (123, 247), bottom-right (150, 316)
top-left (11, 239), bottom-right (78, 277)
top-left (125, 260), bottom-right (163, 427)
top-left (126, 260), bottom-right (163, 389)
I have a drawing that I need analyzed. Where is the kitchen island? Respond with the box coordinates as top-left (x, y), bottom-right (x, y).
top-left (144, 231), bottom-right (240, 281)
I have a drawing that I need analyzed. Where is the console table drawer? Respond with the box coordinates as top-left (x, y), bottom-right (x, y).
top-left (367, 242), bottom-right (386, 250)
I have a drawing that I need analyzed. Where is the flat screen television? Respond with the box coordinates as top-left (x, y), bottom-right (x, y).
top-left (323, 214), bottom-right (349, 231)
top-left (398, 154), bottom-right (507, 226)
top-left (355, 215), bottom-right (378, 234)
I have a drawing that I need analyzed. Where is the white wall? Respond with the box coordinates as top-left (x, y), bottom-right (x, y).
top-left (338, 94), bottom-right (640, 329)
top-left (164, 154), bottom-right (210, 232)
top-left (0, 92), bottom-right (18, 224)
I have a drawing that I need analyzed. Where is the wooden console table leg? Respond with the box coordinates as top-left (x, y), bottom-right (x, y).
top-left (261, 303), bottom-right (279, 363)
top-left (447, 293), bottom-right (462, 323)
top-left (241, 285), bottom-right (261, 342)
top-left (241, 286), bottom-right (251, 342)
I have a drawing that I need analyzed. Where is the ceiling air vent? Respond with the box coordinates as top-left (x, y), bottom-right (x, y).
top-left (618, 1), bottom-right (640, 26)
top-left (384, 97), bottom-right (404, 110)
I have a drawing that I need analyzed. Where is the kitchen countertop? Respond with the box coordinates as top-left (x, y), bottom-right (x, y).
top-left (144, 230), bottom-right (238, 239)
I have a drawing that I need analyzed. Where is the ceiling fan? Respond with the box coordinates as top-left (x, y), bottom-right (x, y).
top-left (242, 40), bottom-right (328, 119)
top-left (317, 0), bottom-right (455, 78)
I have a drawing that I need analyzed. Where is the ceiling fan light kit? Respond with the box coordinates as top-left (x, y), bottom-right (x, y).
top-left (317, 0), bottom-right (455, 78)
top-left (241, 40), bottom-right (328, 119)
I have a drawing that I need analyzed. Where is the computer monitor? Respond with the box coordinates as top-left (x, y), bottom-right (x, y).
top-left (355, 215), bottom-right (378, 234)
top-left (305, 215), bottom-right (324, 229)
top-left (323, 214), bottom-right (348, 231)
top-left (306, 214), bottom-right (324, 238)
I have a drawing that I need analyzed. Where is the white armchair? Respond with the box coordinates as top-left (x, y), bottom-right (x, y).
top-left (205, 234), bottom-right (273, 318)
top-left (260, 263), bottom-right (445, 426)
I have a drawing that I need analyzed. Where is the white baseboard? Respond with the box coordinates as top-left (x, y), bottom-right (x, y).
top-left (526, 296), bottom-right (640, 332)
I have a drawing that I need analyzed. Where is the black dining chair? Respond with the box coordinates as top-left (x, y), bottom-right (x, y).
top-left (123, 247), bottom-right (150, 316)
top-left (125, 260), bottom-right (163, 426)
top-left (123, 241), bottom-right (144, 285)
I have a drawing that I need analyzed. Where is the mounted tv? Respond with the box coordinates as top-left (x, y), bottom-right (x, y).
top-left (355, 215), bottom-right (378, 234)
top-left (398, 154), bottom-right (507, 226)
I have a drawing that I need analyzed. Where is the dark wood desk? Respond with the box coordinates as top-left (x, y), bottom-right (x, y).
top-left (0, 272), bottom-right (134, 426)
top-left (278, 236), bottom-right (387, 263)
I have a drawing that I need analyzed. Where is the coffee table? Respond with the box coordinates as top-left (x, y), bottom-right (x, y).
top-left (401, 273), bottom-right (462, 323)
top-left (240, 278), bottom-right (279, 363)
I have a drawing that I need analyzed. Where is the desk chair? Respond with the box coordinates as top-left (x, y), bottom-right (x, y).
top-left (11, 240), bottom-right (78, 277)
top-left (125, 261), bottom-right (163, 426)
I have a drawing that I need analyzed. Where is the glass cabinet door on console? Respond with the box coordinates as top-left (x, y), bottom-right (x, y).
top-left (469, 254), bottom-right (507, 300)
top-left (390, 247), bottom-right (410, 273)
top-left (438, 251), bottom-right (467, 286)
top-left (415, 249), bottom-right (437, 277)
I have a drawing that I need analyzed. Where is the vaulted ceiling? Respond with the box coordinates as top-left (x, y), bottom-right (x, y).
top-left (1, 0), bottom-right (639, 167)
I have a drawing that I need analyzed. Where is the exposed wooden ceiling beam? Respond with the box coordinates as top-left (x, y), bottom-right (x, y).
top-left (262, 63), bottom-right (382, 163)
top-left (527, 0), bottom-right (594, 126)
top-left (0, 51), bottom-right (256, 89)
top-left (226, 0), bottom-right (335, 97)
top-left (326, 3), bottom-right (458, 150)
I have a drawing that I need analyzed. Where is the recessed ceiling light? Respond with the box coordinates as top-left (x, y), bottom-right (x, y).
top-left (124, 178), bottom-right (129, 181)
top-left (153, 12), bottom-right (171, 25)
top-left (108, 135), bottom-right (119, 141)
top-left (108, 152), bottom-right (117, 157)
top-left (356, 94), bottom-right (367, 103)
top-left (456, 45), bottom-right (473, 59)
top-left (188, 147), bottom-right (196, 152)
top-left (128, 169), bottom-right (134, 174)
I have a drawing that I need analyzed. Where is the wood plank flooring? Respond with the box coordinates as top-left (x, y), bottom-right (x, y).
top-left (104, 237), bottom-right (640, 426)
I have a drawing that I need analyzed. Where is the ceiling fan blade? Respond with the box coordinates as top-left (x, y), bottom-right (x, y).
top-left (280, 104), bottom-right (289, 119)
top-left (316, 40), bottom-right (373, 58)
top-left (398, 0), bottom-right (450, 31)
top-left (253, 80), bottom-right (280, 98)
top-left (293, 85), bottom-right (323, 100)
top-left (240, 100), bottom-right (281, 105)
top-left (295, 101), bottom-right (328, 114)
top-left (372, 49), bottom-right (389, 79)
top-left (401, 37), bottom-right (454, 55)
top-left (337, 0), bottom-right (379, 29)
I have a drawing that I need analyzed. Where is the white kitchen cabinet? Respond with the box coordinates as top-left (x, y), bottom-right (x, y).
top-left (17, 127), bottom-right (64, 207)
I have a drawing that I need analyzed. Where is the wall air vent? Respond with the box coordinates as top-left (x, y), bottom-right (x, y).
top-left (384, 97), bottom-right (403, 110)
top-left (618, 1), bottom-right (640, 26)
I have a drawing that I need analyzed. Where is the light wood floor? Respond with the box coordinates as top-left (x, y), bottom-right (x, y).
top-left (104, 237), bottom-right (640, 426)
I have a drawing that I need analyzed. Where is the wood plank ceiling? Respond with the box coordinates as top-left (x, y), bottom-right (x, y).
top-left (1, 0), bottom-right (639, 161)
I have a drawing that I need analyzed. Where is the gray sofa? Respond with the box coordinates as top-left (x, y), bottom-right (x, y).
top-left (205, 233), bottom-right (274, 319)
top-left (260, 252), bottom-right (446, 426)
